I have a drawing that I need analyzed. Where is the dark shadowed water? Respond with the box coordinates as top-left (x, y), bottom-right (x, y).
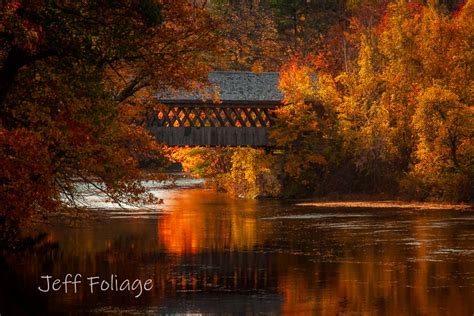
top-left (2, 185), bottom-right (474, 315)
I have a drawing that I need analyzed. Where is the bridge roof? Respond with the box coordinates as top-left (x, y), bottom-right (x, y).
top-left (156, 71), bottom-right (283, 103)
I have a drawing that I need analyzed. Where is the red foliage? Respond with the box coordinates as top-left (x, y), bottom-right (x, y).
top-left (0, 128), bottom-right (58, 220)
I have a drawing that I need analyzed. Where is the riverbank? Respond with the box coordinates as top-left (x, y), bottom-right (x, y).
top-left (295, 200), bottom-right (473, 210)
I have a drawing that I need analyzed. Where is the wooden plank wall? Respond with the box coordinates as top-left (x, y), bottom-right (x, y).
top-left (150, 127), bottom-right (269, 146)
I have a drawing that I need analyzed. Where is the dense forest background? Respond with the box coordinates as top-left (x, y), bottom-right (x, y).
top-left (0, 0), bottom-right (472, 234)
top-left (175, 0), bottom-right (473, 202)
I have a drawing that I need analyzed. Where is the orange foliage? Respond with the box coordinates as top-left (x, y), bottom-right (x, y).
top-left (0, 1), bottom-right (220, 222)
top-left (275, 0), bottom-right (473, 199)
top-left (270, 59), bottom-right (333, 192)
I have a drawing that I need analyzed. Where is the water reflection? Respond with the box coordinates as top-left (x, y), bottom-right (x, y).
top-left (158, 189), bottom-right (265, 254)
top-left (3, 188), bottom-right (474, 315)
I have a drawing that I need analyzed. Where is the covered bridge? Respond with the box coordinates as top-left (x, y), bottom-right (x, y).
top-left (145, 71), bottom-right (283, 147)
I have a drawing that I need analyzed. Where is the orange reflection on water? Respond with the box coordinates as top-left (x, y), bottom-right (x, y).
top-left (8, 188), bottom-right (474, 315)
top-left (158, 189), bottom-right (261, 255)
top-left (276, 214), bottom-right (474, 316)
top-left (279, 271), bottom-right (319, 315)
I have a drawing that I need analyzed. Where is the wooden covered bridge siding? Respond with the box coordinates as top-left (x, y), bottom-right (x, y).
top-left (143, 101), bottom-right (278, 146)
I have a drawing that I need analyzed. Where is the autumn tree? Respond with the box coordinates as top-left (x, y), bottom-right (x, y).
top-left (0, 0), bottom-right (220, 225)
top-left (404, 0), bottom-right (474, 200)
top-left (210, 0), bottom-right (284, 71)
top-left (270, 0), bottom-right (473, 200)
top-left (171, 146), bottom-right (281, 198)
top-left (270, 58), bottom-right (341, 195)
top-left (267, 0), bottom-right (347, 54)
top-left (312, 0), bottom-right (473, 199)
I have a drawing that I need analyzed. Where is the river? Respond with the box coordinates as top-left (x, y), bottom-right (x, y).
top-left (2, 179), bottom-right (474, 315)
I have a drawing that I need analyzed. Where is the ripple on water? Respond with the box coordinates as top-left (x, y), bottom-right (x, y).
top-left (88, 208), bottom-right (169, 219)
top-left (405, 241), bottom-right (423, 246)
top-left (431, 249), bottom-right (474, 255)
top-left (260, 213), bottom-right (372, 220)
top-left (407, 257), bottom-right (445, 262)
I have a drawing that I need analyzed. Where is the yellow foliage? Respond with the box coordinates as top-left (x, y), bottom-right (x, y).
top-left (222, 149), bottom-right (281, 198)
top-left (310, 0), bottom-right (473, 198)
top-left (171, 147), bottom-right (281, 198)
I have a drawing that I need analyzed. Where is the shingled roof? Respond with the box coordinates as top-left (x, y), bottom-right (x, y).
top-left (156, 71), bottom-right (283, 103)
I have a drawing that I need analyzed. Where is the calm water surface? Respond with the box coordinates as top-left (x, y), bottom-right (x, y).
top-left (3, 184), bottom-right (474, 315)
